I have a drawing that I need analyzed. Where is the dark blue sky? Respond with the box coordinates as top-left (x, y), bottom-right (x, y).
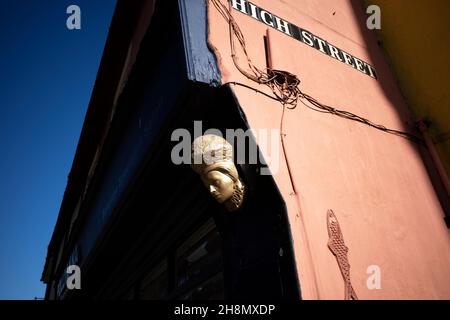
top-left (0, 0), bottom-right (116, 299)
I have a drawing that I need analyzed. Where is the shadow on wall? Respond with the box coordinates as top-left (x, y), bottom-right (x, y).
top-left (349, 0), bottom-right (450, 216)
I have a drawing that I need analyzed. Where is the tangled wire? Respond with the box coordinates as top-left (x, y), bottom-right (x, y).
top-left (210, 0), bottom-right (301, 108)
top-left (210, 0), bottom-right (423, 144)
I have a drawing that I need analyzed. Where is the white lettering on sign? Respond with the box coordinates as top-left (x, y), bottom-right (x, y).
top-left (230, 0), bottom-right (377, 79)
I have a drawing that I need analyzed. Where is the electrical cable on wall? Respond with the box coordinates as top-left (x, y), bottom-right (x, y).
top-left (209, 0), bottom-right (427, 300)
top-left (210, 0), bottom-right (423, 145)
top-left (211, 0), bottom-right (301, 108)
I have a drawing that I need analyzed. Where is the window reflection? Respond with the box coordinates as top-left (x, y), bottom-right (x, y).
top-left (176, 219), bottom-right (223, 293)
top-left (139, 218), bottom-right (224, 300)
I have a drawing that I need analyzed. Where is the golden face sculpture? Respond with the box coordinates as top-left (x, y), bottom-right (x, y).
top-left (191, 135), bottom-right (245, 212)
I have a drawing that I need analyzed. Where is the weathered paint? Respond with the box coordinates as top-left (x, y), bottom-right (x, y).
top-left (178, 0), bottom-right (221, 85)
top-left (208, 0), bottom-right (450, 299)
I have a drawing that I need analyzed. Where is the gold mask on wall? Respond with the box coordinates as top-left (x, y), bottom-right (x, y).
top-left (191, 134), bottom-right (245, 212)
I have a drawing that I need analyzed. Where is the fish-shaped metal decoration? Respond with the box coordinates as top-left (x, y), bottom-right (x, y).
top-left (327, 209), bottom-right (358, 300)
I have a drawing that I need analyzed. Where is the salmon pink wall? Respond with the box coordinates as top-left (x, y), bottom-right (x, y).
top-left (208, 0), bottom-right (450, 299)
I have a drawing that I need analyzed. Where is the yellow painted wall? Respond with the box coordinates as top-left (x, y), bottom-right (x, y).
top-left (366, 0), bottom-right (450, 175)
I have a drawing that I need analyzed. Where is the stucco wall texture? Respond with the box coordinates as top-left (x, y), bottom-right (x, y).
top-left (208, 0), bottom-right (450, 299)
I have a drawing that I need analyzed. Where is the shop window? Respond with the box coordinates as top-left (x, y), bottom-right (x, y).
top-left (174, 218), bottom-right (224, 299)
top-left (140, 218), bottom-right (224, 300)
